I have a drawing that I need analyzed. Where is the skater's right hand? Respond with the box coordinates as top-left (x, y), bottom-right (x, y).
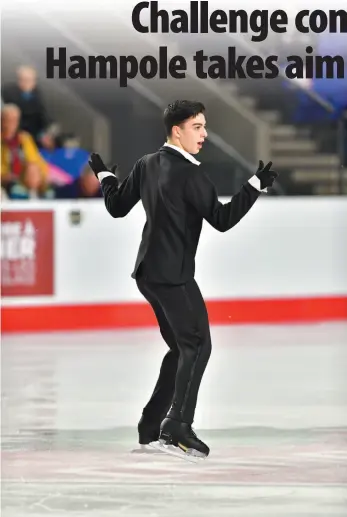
top-left (88, 153), bottom-right (118, 180)
top-left (255, 160), bottom-right (279, 190)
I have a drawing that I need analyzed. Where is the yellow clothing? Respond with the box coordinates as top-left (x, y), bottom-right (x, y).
top-left (1, 130), bottom-right (48, 181)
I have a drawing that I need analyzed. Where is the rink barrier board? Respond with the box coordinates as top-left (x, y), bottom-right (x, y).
top-left (2, 198), bottom-right (347, 333)
top-left (2, 295), bottom-right (347, 333)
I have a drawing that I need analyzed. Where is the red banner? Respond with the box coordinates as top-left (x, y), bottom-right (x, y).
top-left (1, 211), bottom-right (54, 296)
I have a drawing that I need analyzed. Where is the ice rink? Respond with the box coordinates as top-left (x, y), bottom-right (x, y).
top-left (2, 322), bottom-right (347, 516)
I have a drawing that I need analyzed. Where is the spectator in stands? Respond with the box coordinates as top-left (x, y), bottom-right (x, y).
top-left (55, 164), bottom-right (103, 199)
top-left (2, 65), bottom-right (51, 144)
top-left (40, 132), bottom-right (91, 183)
top-left (7, 161), bottom-right (55, 200)
top-left (1, 103), bottom-right (48, 186)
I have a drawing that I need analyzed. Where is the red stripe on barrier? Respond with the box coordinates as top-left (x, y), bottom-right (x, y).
top-left (2, 296), bottom-right (347, 333)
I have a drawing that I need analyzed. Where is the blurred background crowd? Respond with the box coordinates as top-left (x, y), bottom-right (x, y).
top-left (1, 6), bottom-right (347, 201)
top-left (1, 65), bottom-right (102, 202)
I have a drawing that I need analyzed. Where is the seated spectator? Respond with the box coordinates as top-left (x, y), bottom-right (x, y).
top-left (7, 162), bottom-right (55, 200)
top-left (2, 65), bottom-right (51, 144)
top-left (1, 103), bottom-right (48, 186)
top-left (55, 165), bottom-right (103, 199)
top-left (40, 132), bottom-right (91, 184)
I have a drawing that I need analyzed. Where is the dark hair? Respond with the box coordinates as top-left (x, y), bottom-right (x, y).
top-left (163, 100), bottom-right (205, 137)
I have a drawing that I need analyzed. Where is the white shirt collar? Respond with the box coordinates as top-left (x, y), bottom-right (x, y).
top-left (163, 142), bottom-right (200, 166)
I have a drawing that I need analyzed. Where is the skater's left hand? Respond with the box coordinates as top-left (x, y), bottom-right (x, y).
top-left (255, 160), bottom-right (279, 190)
top-left (88, 153), bottom-right (118, 179)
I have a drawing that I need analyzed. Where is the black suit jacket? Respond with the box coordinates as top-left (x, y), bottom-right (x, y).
top-left (100, 145), bottom-right (261, 284)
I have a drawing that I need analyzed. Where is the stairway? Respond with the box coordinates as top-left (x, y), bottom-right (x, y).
top-left (219, 81), bottom-right (344, 195)
top-left (269, 125), bottom-right (344, 195)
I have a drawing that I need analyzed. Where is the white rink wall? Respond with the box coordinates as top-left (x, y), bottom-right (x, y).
top-left (2, 196), bottom-right (347, 307)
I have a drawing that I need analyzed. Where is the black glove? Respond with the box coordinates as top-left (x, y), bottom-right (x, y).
top-left (255, 160), bottom-right (279, 190)
top-left (88, 153), bottom-right (118, 179)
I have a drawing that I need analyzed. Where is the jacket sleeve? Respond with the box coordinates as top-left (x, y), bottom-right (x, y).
top-left (184, 168), bottom-right (261, 232)
top-left (99, 159), bottom-right (141, 218)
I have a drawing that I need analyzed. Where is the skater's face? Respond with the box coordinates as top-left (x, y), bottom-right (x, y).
top-left (172, 113), bottom-right (207, 155)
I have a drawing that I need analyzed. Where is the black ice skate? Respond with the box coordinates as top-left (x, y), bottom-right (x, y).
top-left (150, 417), bottom-right (209, 462)
top-left (131, 414), bottom-right (162, 454)
top-left (138, 414), bottom-right (160, 444)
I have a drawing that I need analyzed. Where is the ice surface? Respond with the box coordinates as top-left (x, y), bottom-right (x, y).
top-left (2, 322), bottom-right (347, 516)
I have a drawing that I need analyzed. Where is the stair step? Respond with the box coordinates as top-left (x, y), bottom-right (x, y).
top-left (271, 139), bottom-right (316, 152)
top-left (275, 154), bottom-right (341, 168)
top-left (257, 110), bottom-right (281, 123)
top-left (313, 184), bottom-right (347, 195)
top-left (292, 169), bottom-right (347, 182)
top-left (270, 125), bottom-right (297, 138)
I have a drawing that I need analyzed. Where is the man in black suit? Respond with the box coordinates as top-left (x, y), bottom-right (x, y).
top-left (89, 100), bottom-right (278, 459)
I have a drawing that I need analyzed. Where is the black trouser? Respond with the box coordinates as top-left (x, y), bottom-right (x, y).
top-left (136, 273), bottom-right (212, 425)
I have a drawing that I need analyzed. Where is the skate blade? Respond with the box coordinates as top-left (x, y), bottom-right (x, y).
top-left (130, 444), bottom-right (165, 454)
top-left (149, 440), bottom-right (208, 464)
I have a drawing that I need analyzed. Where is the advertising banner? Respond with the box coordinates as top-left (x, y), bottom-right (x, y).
top-left (1, 211), bottom-right (54, 297)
